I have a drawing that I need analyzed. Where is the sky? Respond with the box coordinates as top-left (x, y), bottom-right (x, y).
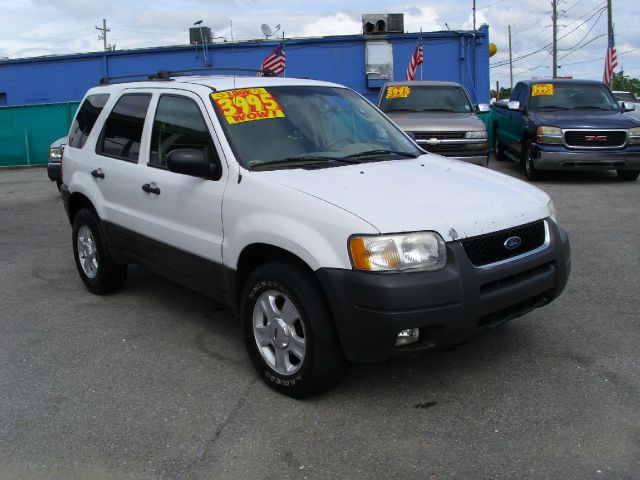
top-left (0, 0), bottom-right (638, 90)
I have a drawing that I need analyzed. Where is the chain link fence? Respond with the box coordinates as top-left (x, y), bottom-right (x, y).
top-left (0, 102), bottom-right (79, 167)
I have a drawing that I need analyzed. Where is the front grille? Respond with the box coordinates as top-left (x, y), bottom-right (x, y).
top-left (564, 130), bottom-right (627, 148)
top-left (424, 144), bottom-right (465, 152)
top-left (414, 131), bottom-right (465, 141)
top-left (461, 220), bottom-right (546, 267)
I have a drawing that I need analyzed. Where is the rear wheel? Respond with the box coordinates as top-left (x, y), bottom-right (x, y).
top-left (241, 262), bottom-right (345, 398)
top-left (72, 208), bottom-right (127, 294)
top-left (493, 127), bottom-right (506, 161)
top-left (617, 169), bottom-right (639, 181)
top-left (522, 139), bottom-right (539, 181)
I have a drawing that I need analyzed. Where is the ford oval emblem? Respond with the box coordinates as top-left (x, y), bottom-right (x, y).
top-left (504, 236), bottom-right (522, 250)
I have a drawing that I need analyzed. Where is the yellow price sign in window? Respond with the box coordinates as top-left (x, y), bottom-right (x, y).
top-left (211, 88), bottom-right (285, 124)
top-left (531, 84), bottom-right (554, 96)
top-left (386, 86), bottom-right (411, 99)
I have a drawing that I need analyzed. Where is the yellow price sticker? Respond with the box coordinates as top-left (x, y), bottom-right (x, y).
top-left (386, 86), bottom-right (411, 99)
top-left (211, 88), bottom-right (285, 124)
top-left (531, 84), bottom-right (554, 96)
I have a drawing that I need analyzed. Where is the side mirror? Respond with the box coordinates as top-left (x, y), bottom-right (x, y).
top-left (477, 103), bottom-right (490, 113)
top-left (167, 148), bottom-right (220, 179)
top-left (621, 101), bottom-right (636, 112)
top-left (507, 100), bottom-right (521, 111)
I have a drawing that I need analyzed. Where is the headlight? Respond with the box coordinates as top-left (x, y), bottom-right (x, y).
top-left (349, 232), bottom-right (447, 272)
top-left (547, 200), bottom-right (559, 224)
top-left (465, 130), bottom-right (487, 139)
top-left (629, 127), bottom-right (640, 144)
top-left (48, 147), bottom-right (62, 160)
top-left (536, 126), bottom-right (563, 144)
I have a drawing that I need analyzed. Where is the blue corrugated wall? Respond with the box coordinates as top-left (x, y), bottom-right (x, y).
top-left (0, 27), bottom-right (489, 106)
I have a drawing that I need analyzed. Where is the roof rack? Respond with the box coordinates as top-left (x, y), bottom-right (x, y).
top-left (99, 67), bottom-right (277, 85)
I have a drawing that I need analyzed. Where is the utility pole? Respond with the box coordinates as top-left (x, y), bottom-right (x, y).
top-left (95, 18), bottom-right (110, 52)
top-left (508, 25), bottom-right (513, 89)
top-left (473, 0), bottom-right (476, 31)
top-left (607, 0), bottom-right (613, 87)
top-left (552, 0), bottom-right (557, 78)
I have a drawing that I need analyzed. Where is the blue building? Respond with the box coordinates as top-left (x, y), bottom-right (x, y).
top-left (0, 26), bottom-right (489, 107)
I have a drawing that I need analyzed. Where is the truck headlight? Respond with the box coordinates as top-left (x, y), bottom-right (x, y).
top-left (48, 147), bottom-right (62, 160)
top-left (465, 130), bottom-right (487, 139)
top-left (547, 200), bottom-right (559, 225)
top-left (629, 127), bottom-right (640, 144)
top-left (537, 126), bottom-right (563, 144)
top-left (349, 232), bottom-right (447, 272)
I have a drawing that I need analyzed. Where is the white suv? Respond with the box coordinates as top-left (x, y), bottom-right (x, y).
top-left (60, 72), bottom-right (571, 398)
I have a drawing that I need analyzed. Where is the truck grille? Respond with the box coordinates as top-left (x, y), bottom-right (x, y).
top-left (564, 130), bottom-right (627, 148)
top-left (414, 131), bottom-right (465, 141)
top-left (461, 220), bottom-right (547, 267)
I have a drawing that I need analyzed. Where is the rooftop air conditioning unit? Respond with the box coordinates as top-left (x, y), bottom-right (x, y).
top-left (362, 14), bottom-right (404, 35)
top-left (189, 26), bottom-right (212, 45)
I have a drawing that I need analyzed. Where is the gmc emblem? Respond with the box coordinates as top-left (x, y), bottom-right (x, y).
top-left (585, 135), bottom-right (608, 142)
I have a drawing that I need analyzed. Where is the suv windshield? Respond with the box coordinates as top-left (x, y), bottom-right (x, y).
top-left (211, 86), bottom-right (422, 169)
top-left (378, 85), bottom-right (474, 114)
top-left (613, 92), bottom-right (637, 102)
top-left (529, 83), bottom-right (620, 111)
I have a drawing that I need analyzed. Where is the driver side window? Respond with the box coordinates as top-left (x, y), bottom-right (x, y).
top-left (149, 95), bottom-right (212, 168)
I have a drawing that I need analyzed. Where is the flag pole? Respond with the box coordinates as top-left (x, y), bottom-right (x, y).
top-left (420, 28), bottom-right (423, 80)
top-left (283, 30), bottom-right (286, 78)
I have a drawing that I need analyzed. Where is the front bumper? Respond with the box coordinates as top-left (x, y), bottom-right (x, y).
top-left (532, 144), bottom-right (640, 171)
top-left (47, 161), bottom-right (61, 182)
top-left (317, 219), bottom-right (570, 363)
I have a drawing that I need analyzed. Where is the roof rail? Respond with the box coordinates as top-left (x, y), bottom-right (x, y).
top-left (98, 67), bottom-right (278, 85)
top-left (152, 67), bottom-right (278, 79)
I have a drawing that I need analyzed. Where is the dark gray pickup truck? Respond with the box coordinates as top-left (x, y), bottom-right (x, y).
top-left (491, 79), bottom-right (640, 180)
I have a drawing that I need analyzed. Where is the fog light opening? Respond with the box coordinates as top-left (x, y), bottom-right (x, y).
top-left (395, 328), bottom-right (420, 347)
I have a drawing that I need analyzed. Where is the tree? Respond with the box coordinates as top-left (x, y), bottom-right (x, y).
top-left (611, 70), bottom-right (640, 95)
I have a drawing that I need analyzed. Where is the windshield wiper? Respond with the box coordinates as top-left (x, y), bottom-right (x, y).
top-left (384, 108), bottom-right (419, 112)
top-left (574, 106), bottom-right (612, 110)
top-left (343, 149), bottom-right (417, 159)
top-left (535, 105), bottom-right (570, 110)
top-left (249, 156), bottom-right (361, 171)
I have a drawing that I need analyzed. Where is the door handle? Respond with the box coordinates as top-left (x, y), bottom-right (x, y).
top-left (91, 169), bottom-right (105, 179)
top-left (142, 182), bottom-right (161, 195)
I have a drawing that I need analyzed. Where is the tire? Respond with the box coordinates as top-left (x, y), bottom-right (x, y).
top-left (55, 178), bottom-right (62, 191)
top-left (617, 169), bottom-right (639, 181)
top-left (522, 139), bottom-right (539, 181)
top-left (72, 208), bottom-right (127, 294)
top-left (493, 127), bottom-right (506, 161)
top-left (241, 262), bottom-right (346, 398)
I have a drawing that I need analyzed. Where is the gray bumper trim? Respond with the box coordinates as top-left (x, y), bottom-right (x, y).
top-left (534, 148), bottom-right (640, 171)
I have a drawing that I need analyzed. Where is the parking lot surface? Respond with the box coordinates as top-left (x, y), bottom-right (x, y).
top-left (1, 161), bottom-right (639, 480)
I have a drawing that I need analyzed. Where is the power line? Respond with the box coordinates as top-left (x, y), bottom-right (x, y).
top-left (559, 47), bottom-right (640, 67)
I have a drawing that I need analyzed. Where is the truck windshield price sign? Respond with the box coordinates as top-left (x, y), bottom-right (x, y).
top-left (386, 86), bottom-right (411, 99)
top-left (531, 84), bottom-right (554, 96)
top-left (211, 88), bottom-right (285, 124)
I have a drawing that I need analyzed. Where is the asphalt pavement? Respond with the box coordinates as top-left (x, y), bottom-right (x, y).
top-left (0, 161), bottom-right (638, 480)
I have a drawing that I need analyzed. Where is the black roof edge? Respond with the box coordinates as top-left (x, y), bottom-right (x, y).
top-left (99, 67), bottom-right (278, 85)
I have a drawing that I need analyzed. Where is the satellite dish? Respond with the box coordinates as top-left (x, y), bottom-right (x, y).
top-left (261, 23), bottom-right (281, 39)
top-left (261, 24), bottom-right (272, 38)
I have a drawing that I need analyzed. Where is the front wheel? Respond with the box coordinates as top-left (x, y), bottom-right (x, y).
top-left (493, 127), bottom-right (506, 161)
top-left (617, 169), bottom-right (639, 181)
top-left (522, 139), bottom-right (539, 181)
top-left (72, 208), bottom-right (127, 294)
top-left (241, 262), bottom-right (345, 398)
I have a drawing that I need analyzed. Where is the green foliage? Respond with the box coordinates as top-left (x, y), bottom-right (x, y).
top-left (611, 70), bottom-right (640, 96)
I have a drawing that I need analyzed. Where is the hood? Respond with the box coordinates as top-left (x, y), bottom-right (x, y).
top-left (258, 155), bottom-right (550, 241)
top-left (383, 111), bottom-right (486, 133)
top-left (530, 110), bottom-right (640, 129)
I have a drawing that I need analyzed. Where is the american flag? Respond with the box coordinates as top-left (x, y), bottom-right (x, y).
top-left (405, 38), bottom-right (424, 81)
top-left (258, 42), bottom-right (286, 76)
top-left (603, 32), bottom-right (618, 85)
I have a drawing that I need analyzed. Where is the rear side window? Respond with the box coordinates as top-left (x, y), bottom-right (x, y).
top-left (149, 95), bottom-right (212, 168)
top-left (68, 94), bottom-right (110, 149)
top-left (97, 94), bottom-right (152, 162)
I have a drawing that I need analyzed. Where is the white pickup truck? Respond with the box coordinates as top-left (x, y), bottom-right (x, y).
top-left (60, 71), bottom-right (571, 397)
